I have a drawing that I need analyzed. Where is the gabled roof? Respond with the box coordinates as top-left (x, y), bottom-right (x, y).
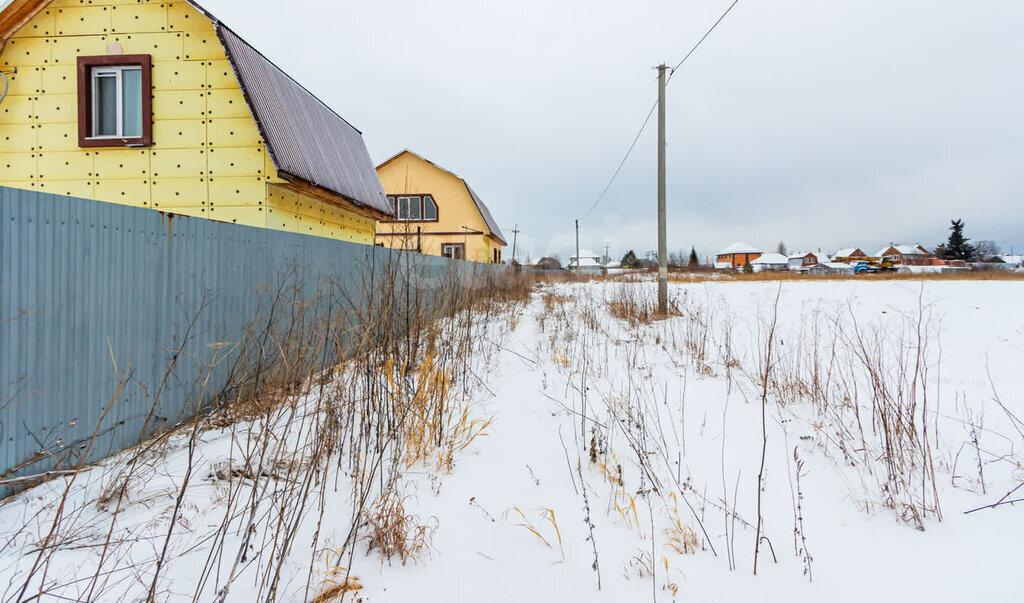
top-left (717, 242), bottom-right (761, 255)
top-left (377, 150), bottom-right (507, 245)
top-left (876, 244), bottom-right (931, 257)
top-left (1, 0), bottom-right (391, 217)
top-left (751, 253), bottom-right (789, 265)
top-left (832, 247), bottom-right (865, 259)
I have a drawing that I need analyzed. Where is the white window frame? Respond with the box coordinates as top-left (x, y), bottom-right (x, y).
top-left (441, 244), bottom-right (464, 260)
top-left (90, 65), bottom-right (142, 139)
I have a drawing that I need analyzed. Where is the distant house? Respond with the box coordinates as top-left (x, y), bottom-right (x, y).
top-left (997, 254), bottom-right (1023, 268)
top-left (875, 244), bottom-right (934, 265)
top-left (788, 252), bottom-right (824, 271)
top-left (716, 242), bottom-right (762, 269)
top-left (831, 248), bottom-right (868, 262)
top-left (527, 257), bottom-right (562, 271)
top-left (750, 253), bottom-right (789, 272)
top-left (568, 250), bottom-right (606, 274)
top-left (375, 150), bottom-right (507, 263)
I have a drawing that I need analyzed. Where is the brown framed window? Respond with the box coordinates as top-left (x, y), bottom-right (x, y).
top-left (441, 243), bottom-right (465, 260)
top-left (77, 55), bottom-right (153, 148)
top-left (386, 195), bottom-right (439, 222)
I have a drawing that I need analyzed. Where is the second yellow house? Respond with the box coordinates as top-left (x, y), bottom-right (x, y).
top-left (375, 150), bottom-right (506, 263)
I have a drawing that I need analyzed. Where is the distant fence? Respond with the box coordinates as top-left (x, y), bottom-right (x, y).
top-left (0, 186), bottom-right (506, 495)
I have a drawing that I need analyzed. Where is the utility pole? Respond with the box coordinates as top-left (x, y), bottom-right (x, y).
top-left (511, 224), bottom-right (520, 263)
top-left (656, 63), bottom-right (668, 314)
top-left (604, 243), bottom-right (611, 265)
top-left (575, 219), bottom-right (581, 278)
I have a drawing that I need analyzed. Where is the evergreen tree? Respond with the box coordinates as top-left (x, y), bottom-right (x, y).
top-left (621, 249), bottom-right (638, 268)
top-left (688, 246), bottom-right (699, 268)
top-left (943, 219), bottom-right (975, 260)
top-left (776, 241), bottom-right (788, 256)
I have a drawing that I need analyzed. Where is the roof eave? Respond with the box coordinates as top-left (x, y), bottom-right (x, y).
top-left (277, 171), bottom-right (392, 221)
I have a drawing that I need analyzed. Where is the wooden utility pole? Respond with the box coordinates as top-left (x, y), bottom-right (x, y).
top-left (511, 224), bottom-right (520, 263)
top-left (575, 219), bottom-right (581, 277)
top-left (656, 64), bottom-right (668, 314)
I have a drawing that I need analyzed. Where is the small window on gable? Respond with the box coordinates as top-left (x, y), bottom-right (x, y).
top-left (423, 196), bottom-right (437, 220)
top-left (77, 55), bottom-right (152, 147)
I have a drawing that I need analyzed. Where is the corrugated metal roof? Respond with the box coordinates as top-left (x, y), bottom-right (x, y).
top-left (464, 183), bottom-right (506, 245)
top-left (215, 25), bottom-right (391, 216)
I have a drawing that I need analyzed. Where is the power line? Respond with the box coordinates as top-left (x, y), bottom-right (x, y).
top-left (667, 0), bottom-right (741, 82)
top-left (579, 98), bottom-right (658, 223)
top-left (577, 0), bottom-right (742, 223)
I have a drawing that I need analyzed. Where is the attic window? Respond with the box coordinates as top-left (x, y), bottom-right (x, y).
top-left (77, 55), bottom-right (152, 147)
top-left (389, 195), bottom-right (438, 222)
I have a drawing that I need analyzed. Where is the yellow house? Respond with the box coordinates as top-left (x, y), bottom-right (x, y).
top-left (0, 0), bottom-right (392, 243)
top-left (375, 150), bottom-right (506, 263)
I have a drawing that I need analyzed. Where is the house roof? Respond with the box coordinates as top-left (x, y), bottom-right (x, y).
top-left (876, 244), bottom-right (930, 257)
top-left (569, 257), bottom-right (604, 268)
top-left (377, 150), bottom-right (507, 245)
top-left (717, 242), bottom-right (761, 255)
top-left (832, 248), bottom-right (865, 259)
top-left (751, 253), bottom-right (789, 265)
top-left (1, 0), bottom-right (391, 218)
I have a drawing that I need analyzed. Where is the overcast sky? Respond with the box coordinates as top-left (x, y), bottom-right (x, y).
top-left (74, 1), bottom-right (1024, 259)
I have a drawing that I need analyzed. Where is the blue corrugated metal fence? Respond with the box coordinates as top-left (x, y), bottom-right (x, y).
top-left (0, 186), bottom-right (504, 495)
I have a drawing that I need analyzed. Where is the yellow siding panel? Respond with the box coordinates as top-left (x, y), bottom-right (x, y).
top-left (152, 178), bottom-right (208, 207)
top-left (182, 30), bottom-right (221, 60)
top-left (38, 179), bottom-right (92, 198)
top-left (0, 153), bottom-right (38, 181)
top-left (151, 60), bottom-right (205, 90)
top-left (153, 89), bottom-right (207, 120)
top-left (33, 93), bottom-right (76, 123)
top-left (167, 3), bottom-right (209, 32)
top-left (208, 147), bottom-right (265, 177)
top-left (20, 8), bottom-right (56, 37)
top-left (205, 88), bottom-right (249, 118)
top-left (50, 35), bottom-right (109, 64)
top-left (55, 7), bottom-right (112, 37)
top-left (151, 148), bottom-right (206, 178)
top-left (94, 178), bottom-right (150, 204)
top-left (0, 96), bottom-right (34, 125)
top-left (209, 176), bottom-right (265, 205)
top-left (207, 118), bottom-right (262, 147)
top-left (152, 118), bottom-right (206, 149)
top-left (37, 151), bottom-right (93, 180)
top-left (109, 4), bottom-right (168, 34)
top-left (206, 204), bottom-right (268, 228)
top-left (2, 37), bottom-right (51, 67)
top-left (94, 149), bottom-right (150, 178)
top-left (35, 122), bottom-right (77, 151)
top-left (109, 32), bottom-right (183, 61)
top-left (40, 65), bottom-right (76, 94)
top-left (6, 68), bottom-right (42, 96)
top-left (205, 59), bottom-right (237, 89)
top-left (2, 124), bottom-right (36, 151)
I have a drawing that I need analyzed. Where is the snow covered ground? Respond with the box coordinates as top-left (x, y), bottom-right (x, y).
top-left (2, 278), bottom-right (1021, 602)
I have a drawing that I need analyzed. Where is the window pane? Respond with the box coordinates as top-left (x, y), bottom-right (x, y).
top-left (397, 197), bottom-right (409, 219)
top-left (408, 196), bottom-right (421, 220)
top-left (423, 196), bottom-right (437, 220)
top-left (122, 68), bottom-right (143, 138)
top-left (94, 74), bottom-right (118, 136)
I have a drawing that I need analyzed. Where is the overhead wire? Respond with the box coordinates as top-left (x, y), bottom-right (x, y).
top-left (575, 0), bottom-right (742, 226)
